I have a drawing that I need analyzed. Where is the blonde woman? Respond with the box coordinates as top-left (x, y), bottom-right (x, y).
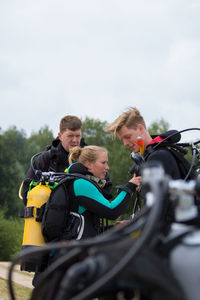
top-left (42, 145), bottom-right (141, 242)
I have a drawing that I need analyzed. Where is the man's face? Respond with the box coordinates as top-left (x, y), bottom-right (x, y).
top-left (58, 128), bottom-right (82, 152)
top-left (118, 125), bottom-right (141, 153)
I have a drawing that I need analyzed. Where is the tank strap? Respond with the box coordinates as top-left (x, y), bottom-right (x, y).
top-left (19, 204), bottom-right (46, 221)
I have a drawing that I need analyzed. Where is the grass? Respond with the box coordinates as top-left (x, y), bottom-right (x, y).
top-left (0, 278), bottom-right (32, 300)
top-left (0, 263), bottom-right (34, 278)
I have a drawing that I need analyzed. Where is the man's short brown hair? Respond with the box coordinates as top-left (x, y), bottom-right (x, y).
top-left (59, 115), bottom-right (82, 133)
top-left (105, 107), bottom-right (146, 136)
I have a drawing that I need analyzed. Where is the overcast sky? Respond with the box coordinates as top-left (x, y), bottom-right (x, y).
top-left (0, 0), bottom-right (200, 141)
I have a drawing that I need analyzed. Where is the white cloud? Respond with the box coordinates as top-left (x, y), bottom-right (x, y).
top-left (0, 0), bottom-right (199, 141)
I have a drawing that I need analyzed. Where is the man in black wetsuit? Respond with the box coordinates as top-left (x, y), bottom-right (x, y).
top-left (21, 115), bottom-right (85, 205)
top-left (105, 107), bottom-right (182, 179)
top-left (105, 107), bottom-right (185, 230)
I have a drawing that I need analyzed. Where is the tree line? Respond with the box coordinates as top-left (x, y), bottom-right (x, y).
top-left (0, 117), bottom-right (170, 219)
top-left (1, 116), bottom-right (191, 260)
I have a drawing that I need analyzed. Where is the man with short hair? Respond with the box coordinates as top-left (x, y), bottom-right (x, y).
top-left (105, 107), bottom-right (182, 179)
top-left (21, 115), bottom-right (86, 204)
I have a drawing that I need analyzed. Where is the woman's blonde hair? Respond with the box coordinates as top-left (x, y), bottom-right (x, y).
top-left (69, 145), bottom-right (108, 165)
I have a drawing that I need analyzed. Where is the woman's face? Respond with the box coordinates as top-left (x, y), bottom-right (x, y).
top-left (86, 151), bottom-right (109, 180)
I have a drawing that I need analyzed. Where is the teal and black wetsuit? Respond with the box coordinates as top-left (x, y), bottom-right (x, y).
top-left (68, 164), bottom-right (136, 238)
top-left (42, 162), bottom-right (137, 242)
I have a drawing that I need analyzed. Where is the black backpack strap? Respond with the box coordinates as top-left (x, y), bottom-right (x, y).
top-left (145, 142), bottom-right (197, 180)
top-left (42, 176), bottom-right (76, 242)
top-left (60, 173), bottom-right (104, 192)
top-left (145, 142), bottom-right (187, 159)
top-left (47, 147), bottom-right (58, 172)
top-left (168, 147), bottom-right (197, 180)
top-left (19, 203), bottom-right (46, 222)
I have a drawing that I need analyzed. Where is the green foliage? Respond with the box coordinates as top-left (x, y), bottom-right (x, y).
top-left (106, 138), bottom-right (131, 184)
top-left (28, 125), bottom-right (54, 151)
top-left (0, 127), bottom-right (27, 217)
top-left (24, 126), bottom-right (54, 171)
top-left (0, 212), bottom-right (24, 260)
top-left (82, 117), bottom-right (110, 146)
top-left (106, 137), bottom-right (136, 218)
top-left (0, 125), bottom-right (54, 217)
top-left (148, 118), bottom-right (170, 135)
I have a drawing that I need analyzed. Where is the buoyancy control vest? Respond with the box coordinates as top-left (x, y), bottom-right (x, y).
top-left (41, 173), bottom-right (108, 243)
top-left (19, 172), bottom-right (104, 272)
top-left (145, 130), bottom-right (198, 180)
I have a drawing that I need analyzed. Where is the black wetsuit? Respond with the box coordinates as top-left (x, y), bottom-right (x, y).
top-left (144, 130), bottom-right (182, 179)
top-left (145, 146), bottom-right (182, 179)
top-left (21, 138), bottom-right (87, 204)
top-left (142, 131), bottom-right (184, 230)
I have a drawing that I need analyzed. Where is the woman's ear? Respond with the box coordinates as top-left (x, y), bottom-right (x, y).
top-left (84, 161), bottom-right (91, 170)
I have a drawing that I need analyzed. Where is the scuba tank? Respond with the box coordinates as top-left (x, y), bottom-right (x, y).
top-left (19, 149), bottom-right (67, 273)
top-left (20, 181), bottom-right (52, 272)
top-left (22, 182), bottom-right (51, 247)
top-left (19, 169), bottom-right (66, 272)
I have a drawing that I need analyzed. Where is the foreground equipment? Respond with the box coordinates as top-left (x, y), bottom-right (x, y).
top-left (9, 128), bottom-right (200, 299)
top-left (9, 161), bottom-right (200, 300)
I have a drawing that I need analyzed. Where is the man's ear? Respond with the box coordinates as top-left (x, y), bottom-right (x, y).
top-left (137, 124), bottom-right (145, 133)
top-left (58, 132), bottom-right (62, 141)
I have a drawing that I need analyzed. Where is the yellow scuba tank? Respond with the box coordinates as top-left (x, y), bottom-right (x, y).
top-left (20, 182), bottom-right (52, 272)
top-left (22, 182), bottom-right (51, 246)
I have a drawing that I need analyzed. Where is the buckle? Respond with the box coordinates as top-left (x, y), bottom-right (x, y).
top-left (24, 206), bottom-right (37, 218)
top-left (24, 206), bottom-right (34, 218)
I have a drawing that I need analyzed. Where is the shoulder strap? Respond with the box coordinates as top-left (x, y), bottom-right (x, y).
top-left (47, 147), bottom-right (58, 172)
top-left (57, 173), bottom-right (103, 192)
top-left (168, 147), bottom-right (197, 180)
top-left (45, 138), bottom-right (61, 172)
top-left (145, 143), bottom-right (197, 180)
